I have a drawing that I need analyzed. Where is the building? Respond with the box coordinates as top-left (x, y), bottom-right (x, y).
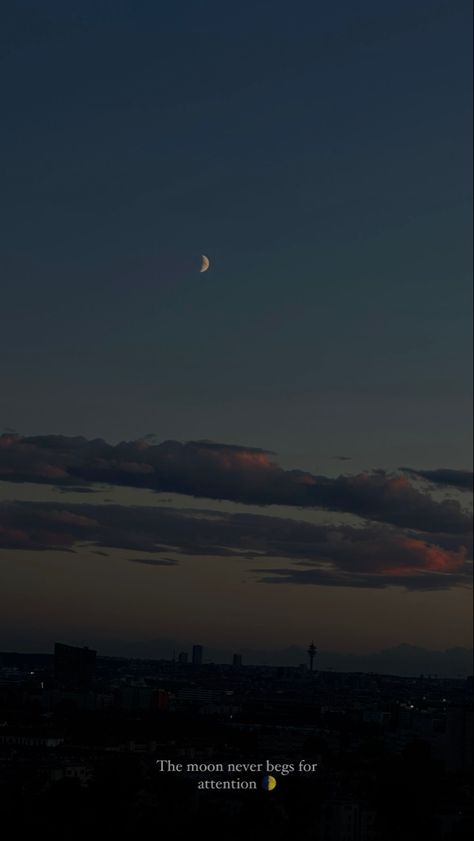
top-left (0, 731), bottom-right (64, 748)
top-left (445, 705), bottom-right (473, 771)
top-left (232, 654), bottom-right (243, 667)
top-left (178, 652), bottom-right (189, 664)
top-left (192, 645), bottom-right (203, 666)
top-left (49, 764), bottom-right (92, 786)
top-left (320, 801), bottom-right (377, 841)
top-left (116, 687), bottom-right (169, 711)
top-left (54, 643), bottom-right (96, 688)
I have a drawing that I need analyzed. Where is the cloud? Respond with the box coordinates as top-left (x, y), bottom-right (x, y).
top-left (256, 566), bottom-right (470, 591)
top-left (0, 434), bottom-right (471, 533)
top-left (253, 526), bottom-right (471, 590)
top-left (0, 500), bottom-right (471, 591)
top-left (401, 467), bottom-right (473, 491)
top-left (128, 557), bottom-right (177, 566)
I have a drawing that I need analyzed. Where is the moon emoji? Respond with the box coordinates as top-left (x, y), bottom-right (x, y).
top-left (199, 254), bottom-right (210, 273)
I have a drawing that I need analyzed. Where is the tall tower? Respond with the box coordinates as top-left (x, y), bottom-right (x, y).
top-left (307, 641), bottom-right (317, 672)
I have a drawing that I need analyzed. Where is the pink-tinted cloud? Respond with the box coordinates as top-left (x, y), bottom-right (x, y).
top-left (0, 500), bottom-right (471, 590)
top-left (1, 434), bottom-right (472, 534)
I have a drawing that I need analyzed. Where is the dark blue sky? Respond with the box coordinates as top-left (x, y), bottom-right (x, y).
top-left (0, 1), bottom-right (472, 656)
top-left (1, 0), bottom-right (471, 467)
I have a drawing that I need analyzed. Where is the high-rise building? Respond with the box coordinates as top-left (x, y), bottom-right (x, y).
top-left (178, 651), bottom-right (188, 664)
top-left (232, 654), bottom-right (243, 667)
top-left (192, 644), bottom-right (203, 666)
top-left (54, 642), bottom-right (96, 687)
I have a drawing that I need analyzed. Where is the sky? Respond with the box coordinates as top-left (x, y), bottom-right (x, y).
top-left (0, 0), bottom-right (472, 665)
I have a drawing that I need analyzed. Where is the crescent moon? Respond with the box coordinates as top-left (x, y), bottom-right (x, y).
top-left (199, 254), bottom-right (210, 273)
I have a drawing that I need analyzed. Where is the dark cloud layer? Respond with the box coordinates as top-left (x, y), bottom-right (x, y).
top-left (0, 434), bottom-right (471, 534)
top-left (128, 557), bottom-right (177, 567)
top-left (0, 500), bottom-right (471, 591)
top-left (256, 567), bottom-right (470, 591)
top-left (401, 467), bottom-right (473, 491)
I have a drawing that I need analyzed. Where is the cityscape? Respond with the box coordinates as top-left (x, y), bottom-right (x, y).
top-left (1, 1), bottom-right (472, 838)
top-left (0, 641), bottom-right (472, 838)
